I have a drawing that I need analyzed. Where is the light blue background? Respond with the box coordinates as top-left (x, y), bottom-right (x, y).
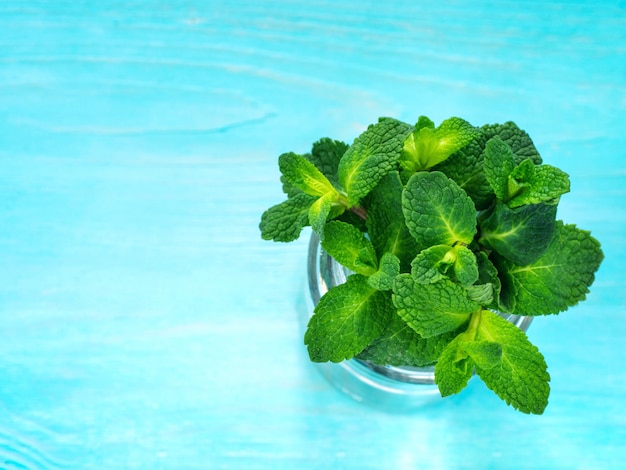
top-left (0, 1), bottom-right (624, 468)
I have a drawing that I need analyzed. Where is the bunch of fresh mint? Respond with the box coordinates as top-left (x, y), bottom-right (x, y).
top-left (259, 116), bottom-right (603, 414)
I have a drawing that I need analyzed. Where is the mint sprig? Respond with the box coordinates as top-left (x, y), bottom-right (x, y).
top-left (260, 115), bottom-right (603, 414)
top-left (434, 308), bottom-right (550, 414)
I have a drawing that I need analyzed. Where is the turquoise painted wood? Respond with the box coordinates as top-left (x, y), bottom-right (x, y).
top-left (1, 1), bottom-right (625, 468)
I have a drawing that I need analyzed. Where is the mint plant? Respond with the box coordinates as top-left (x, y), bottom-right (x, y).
top-left (259, 117), bottom-right (603, 414)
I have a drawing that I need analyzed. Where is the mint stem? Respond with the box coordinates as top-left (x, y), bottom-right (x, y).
top-left (466, 309), bottom-right (483, 340)
top-left (350, 205), bottom-right (367, 221)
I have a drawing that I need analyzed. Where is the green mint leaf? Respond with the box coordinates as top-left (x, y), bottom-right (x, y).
top-left (476, 252), bottom-right (502, 310)
top-left (281, 174), bottom-right (303, 198)
top-left (366, 171), bottom-right (419, 272)
top-left (465, 283), bottom-right (494, 306)
top-left (507, 161), bottom-right (571, 208)
top-left (434, 333), bottom-right (475, 397)
top-left (280, 139), bottom-right (348, 197)
top-left (462, 340), bottom-right (502, 370)
top-left (482, 122), bottom-right (542, 165)
top-left (304, 275), bottom-right (394, 362)
top-left (368, 252), bottom-right (400, 291)
top-left (479, 202), bottom-right (557, 265)
top-left (434, 132), bottom-right (494, 211)
top-left (484, 137), bottom-right (517, 201)
top-left (321, 221), bottom-right (378, 276)
top-left (506, 158), bottom-right (534, 199)
top-left (474, 310), bottom-right (550, 414)
top-left (338, 117), bottom-right (412, 206)
top-left (453, 245), bottom-right (479, 286)
top-left (477, 250), bottom-right (500, 286)
top-left (496, 221), bottom-right (604, 315)
top-left (494, 255), bottom-right (518, 313)
top-left (400, 117), bottom-right (478, 172)
top-left (393, 275), bottom-right (478, 338)
top-left (359, 312), bottom-right (457, 367)
top-left (259, 193), bottom-right (316, 242)
top-left (279, 152), bottom-right (338, 198)
top-left (279, 153), bottom-right (311, 198)
top-left (402, 171), bottom-right (477, 249)
top-left (433, 129), bottom-right (494, 210)
top-left (410, 245), bottom-right (478, 287)
top-left (415, 115), bottom-right (435, 131)
top-left (308, 192), bottom-right (340, 237)
top-left (309, 138), bottom-right (349, 188)
top-left (411, 245), bottom-right (454, 284)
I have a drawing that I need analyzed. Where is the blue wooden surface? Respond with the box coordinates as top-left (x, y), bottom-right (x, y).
top-left (1, 1), bottom-right (625, 468)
